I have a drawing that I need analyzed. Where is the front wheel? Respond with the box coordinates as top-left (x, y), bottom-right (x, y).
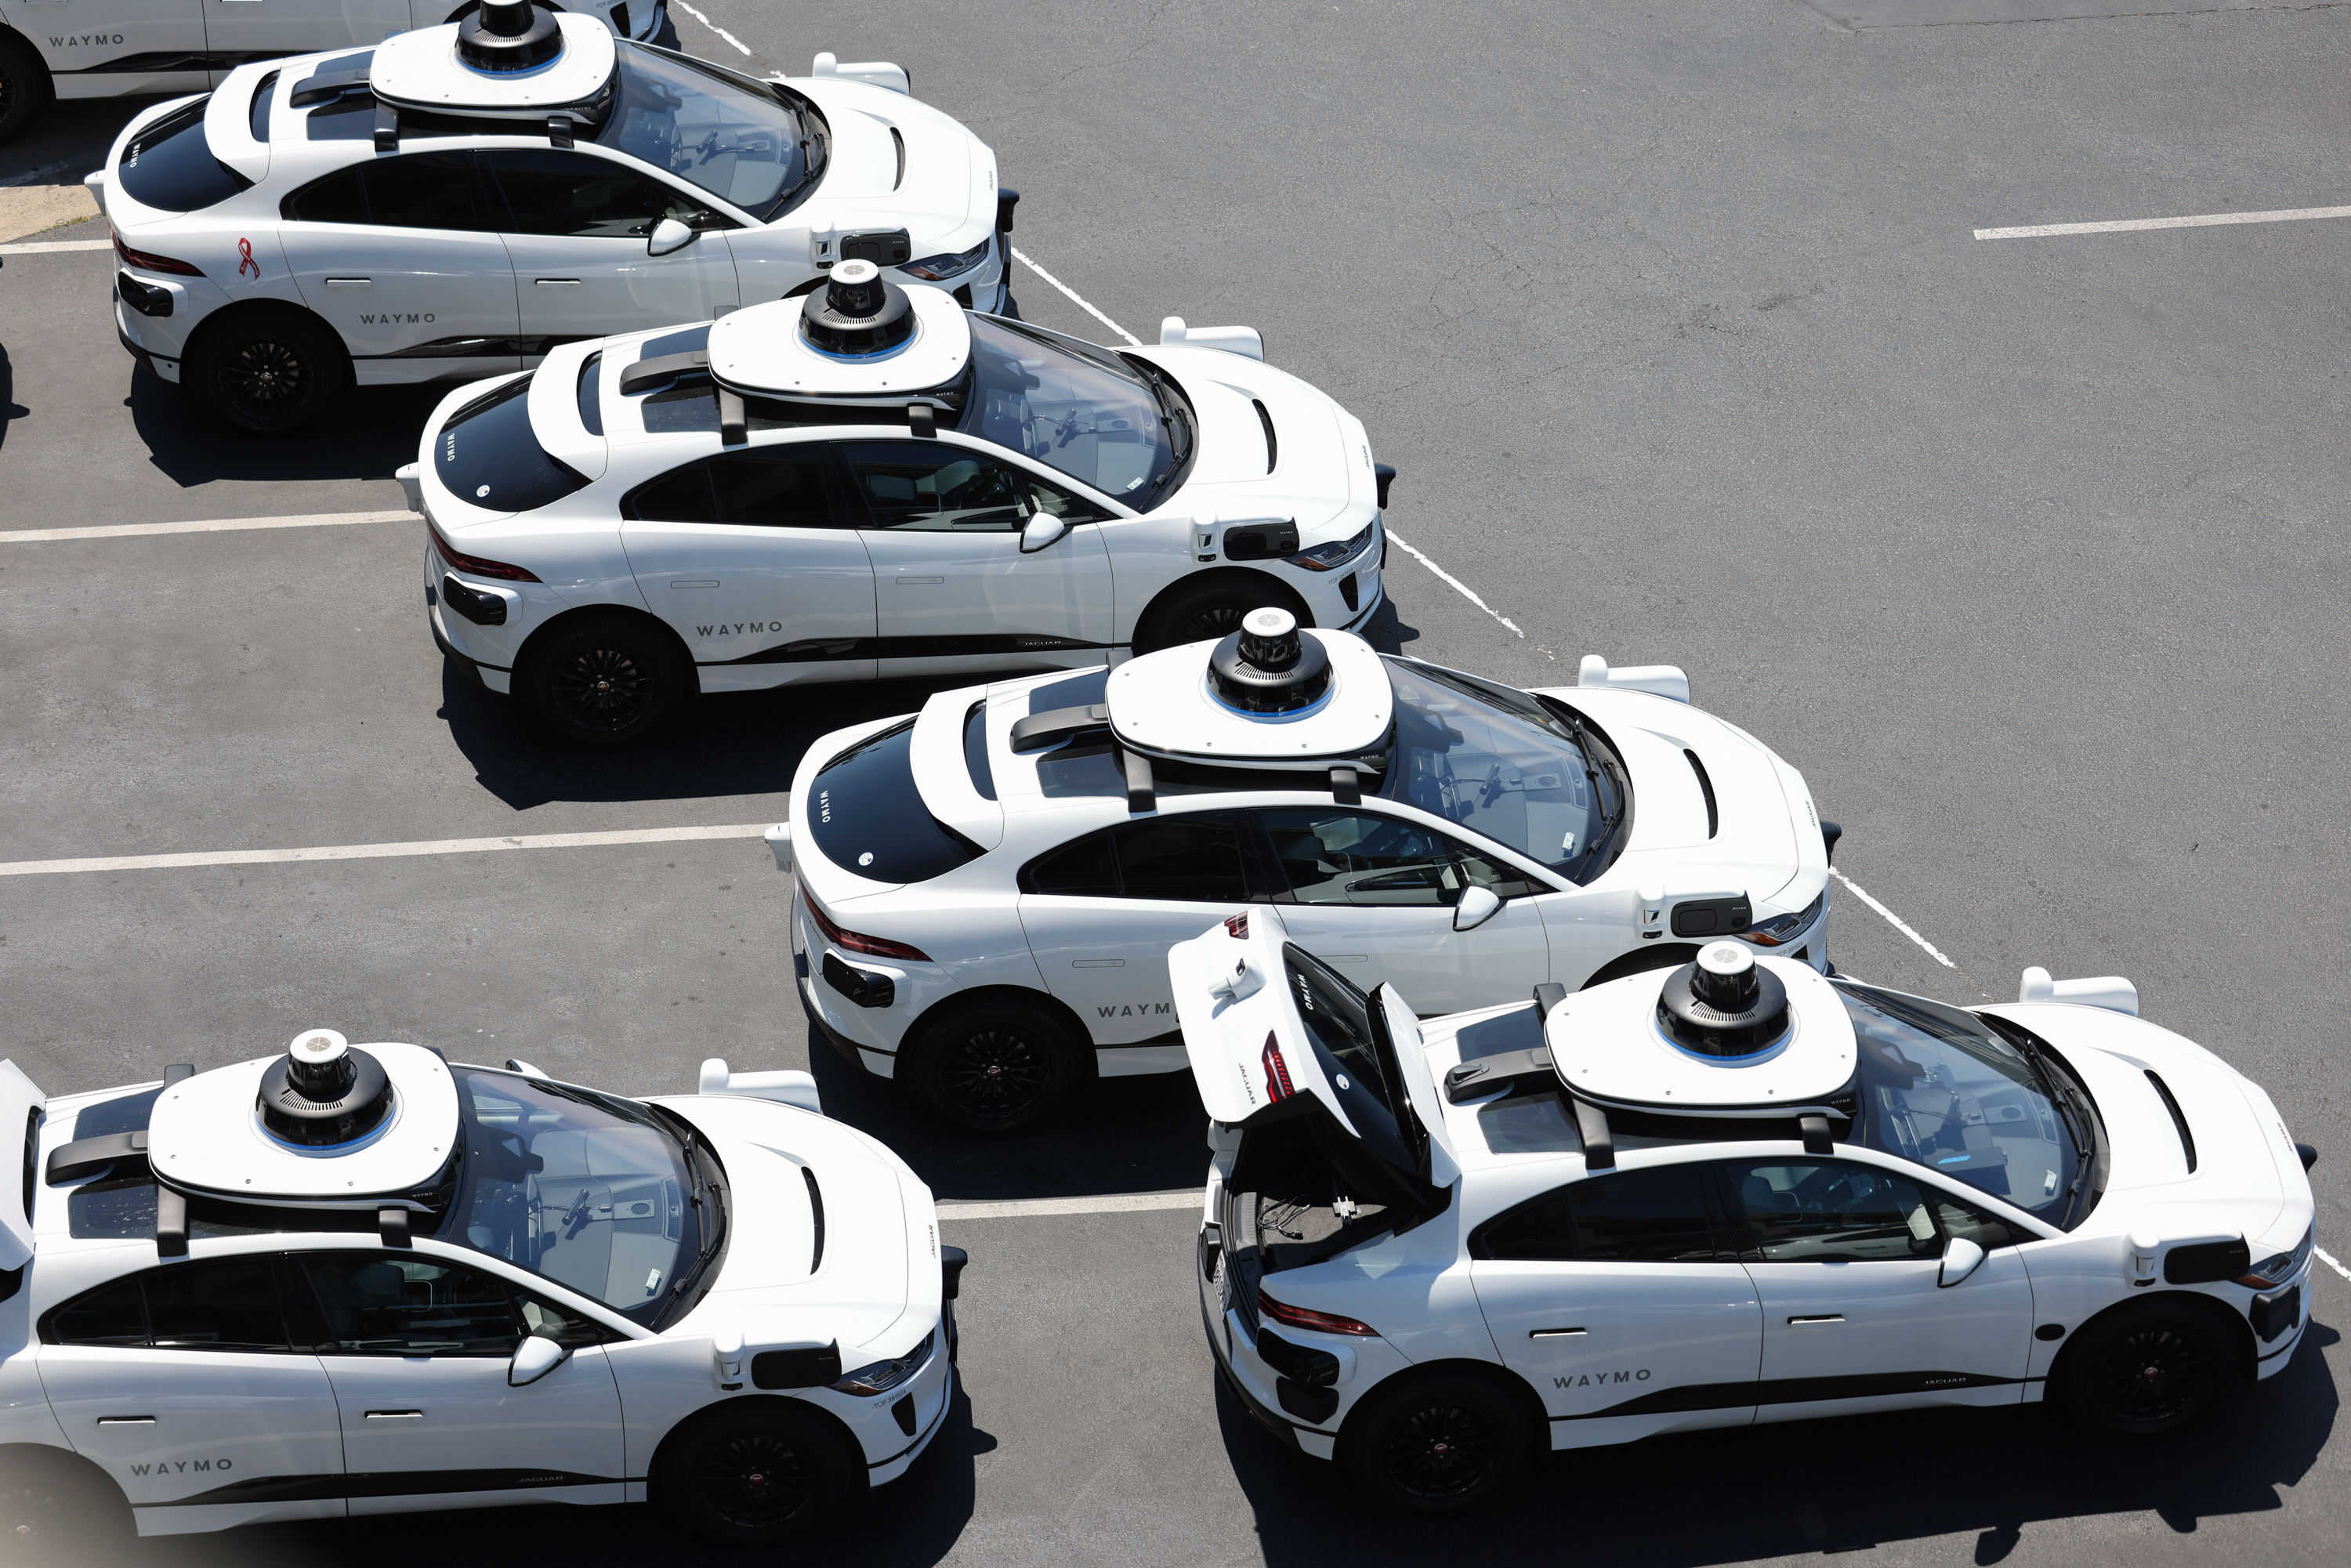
top-left (658, 1405), bottom-right (860, 1544)
top-left (1132, 578), bottom-right (1299, 655)
top-left (2055, 1301), bottom-right (2233, 1439)
top-left (188, 307), bottom-right (350, 436)
top-left (903, 998), bottom-right (1089, 1135)
top-left (516, 614), bottom-right (690, 748)
top-left (1338, 1373), bottom-right (1531, 1515)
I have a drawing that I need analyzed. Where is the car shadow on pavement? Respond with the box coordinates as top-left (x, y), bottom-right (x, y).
top-left (1219, 1320), bottom-right (2341, 1566)
top-left (111, 1377), bottom-right (987, 1568)
top-left (125, 367), bottom-right (443, 488)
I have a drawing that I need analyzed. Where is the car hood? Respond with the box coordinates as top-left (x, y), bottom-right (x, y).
top-left (795, 79), bottom-right (984, 243)
top-left (1138, 346), bottom-right (1380, 543)
top-left (653, 1094), bottom-right (942, 1363)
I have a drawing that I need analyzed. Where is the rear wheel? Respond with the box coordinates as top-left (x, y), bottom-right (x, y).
top-left (0, 1456), bottom-right (130, 1567)
top-left (1338, 1372), bottom-right (1531, 1515)
top-left (189, 307), bottom-right (350, 435)
top-left (516, 613), bottom-right (690, 748)
top-left (658, 1404), bottom-right (859, 1544)
top-left (0, 32), bottom-right (53, 147)
top-left (2056, 1301), bottom-right (2233, 1439)
top-left (1133, 577), bottom-right (1299, 654)
top-left (904, 997), bottom-right (1089, 1134)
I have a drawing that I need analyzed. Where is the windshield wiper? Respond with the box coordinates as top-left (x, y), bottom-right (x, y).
top-left (1983, 1016), bottom-right (2097, 1225)
top-left (1559, 712), bottom-right (1625, 878)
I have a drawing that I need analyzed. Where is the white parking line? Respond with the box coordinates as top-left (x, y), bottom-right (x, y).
top-left (1009, 247), bottom-right (1141, 347)
top-left (0, 238), bottom-right (109, 255)
top-left (1830, 868), bottom-right (1957, 969)
top-left (936, 1190), bottom-right (1197, 1221)
top-left (671, 1), bottom-right (753, 56)
top-left (2316, 1246), bottom-right (2351, 1285)
top-left (1976, 205), bottom-right (2351, 241)
top-left (0, 824), bottom-right (770, 878)
top-left (1383, 530), bottom-right (1522, 637)
top-left (2, 510), bottom-right (409, 543)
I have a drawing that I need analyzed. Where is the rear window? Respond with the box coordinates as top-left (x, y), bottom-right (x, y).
top-left (435, 375), bottom-right (589, 512)
top-left (807, 719), bottom-right (980, 883)
top-left (1281, 944), bottom-right (1424, 1176)
top-left (118, 99), bottom-right (252, 213)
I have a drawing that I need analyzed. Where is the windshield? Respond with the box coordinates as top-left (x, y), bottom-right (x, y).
top-left (447, 1070), bottom-right (703, 1322)
top-left (599, 44), bottom-right (819, 220)
top-left (959, 316), bottom-right (1190, 506)
top-left (1379, 659), bottom-right (1624, 884)
top-left (1837, 981), bottom-right (2084, 1227)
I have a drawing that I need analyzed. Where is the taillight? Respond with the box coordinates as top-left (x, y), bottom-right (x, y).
top-left (112, 230), bottom-right (204, 277)
top-left (1261, 1032), bottom-right (1294, 1102)
top-left (427, 520), bottom-right (542, 583)
top-left (803, 891), bottom-right (930, 963)
top-left (1258, 1288), bottom-right (1378, 1338)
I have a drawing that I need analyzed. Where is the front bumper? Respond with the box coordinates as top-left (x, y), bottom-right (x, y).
top-left (2251, 1264), bottom-right (2313, 1378)
top-left (859, 1335), bottom-right (955, 1485)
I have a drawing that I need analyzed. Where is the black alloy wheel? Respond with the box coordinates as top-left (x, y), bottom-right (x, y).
top-left (1379, 1398), bottom-right (1501, 1501)
top-left (2059, 1302), bottom-right (2230, 1439)
top-left (190, 308), bottom-right (350, 435)
top-left (550, 643), bottom-right (658, 735)
top-left (907, 999), bottom-right (1085, 1134)
top-left (694, 1429), bottom-right (822, 1532)
top-left (659, 1407), bottom-right (856, 1544)
top-left (0, 32), bottom-right (52, 146)
top-left (516, 614), bottom-right (688, 748)
top-left (936, 1024), bottom-right (1053, 1121)
top-left (1133, 578), bottom-right (1301, 655)
top-left (1340, 1374), bottom-right (1529, 1515)
top-left (216, 335), bottom-right (312, 420)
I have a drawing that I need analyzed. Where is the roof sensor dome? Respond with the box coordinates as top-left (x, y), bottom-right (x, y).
top-left (799, 259), bottom-right (916, 360)
top-left (1208, 608), bottom-right (1333, 716)
top-left (1657, 941), bottom-right (1792, 1060)
top-left (258, 1027), bottom-right (395, 1149)
top-left (458, 0), bottom-right (566, 75)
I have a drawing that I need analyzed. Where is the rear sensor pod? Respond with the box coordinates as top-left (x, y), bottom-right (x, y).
top-left (458, 0), bottom-right (567, 74)
top-left (1208, 607), bottom-right (1333, 715)
top-left (1657, 941), bottom-right (1791, 1060)
top-left (800, 259), bottom-right (917, 360)
top-left (258, 1027), bottom-right (396, 1149)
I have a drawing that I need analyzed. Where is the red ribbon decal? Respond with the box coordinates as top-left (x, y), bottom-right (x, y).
top-left (237, 237), bottom-right (259, 279)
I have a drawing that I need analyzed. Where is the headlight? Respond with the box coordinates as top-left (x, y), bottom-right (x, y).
top-left (1287, 520), bottom-right (1378, 573)
top-left (900, 237), bottom-right (991, 282)
top-left (829, 1328), bottom-right (936, 1396)
top-left (2237, 1224), bottom-right (2314, 1288)
top-left (1741, 889), bottom-right (1825, 947)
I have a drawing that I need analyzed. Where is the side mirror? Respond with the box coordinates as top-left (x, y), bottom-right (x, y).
top-left (1020, 514), bottom-right (1070, 554)
top-left (647, 218), bottom-right (694, 257)
top-left (1939, 1235), bottom-right (1986, 1288)
top-left (509, 1334), bottom-right (570, 1386)
top-left (1453, 885), bottom-right (1502, 932)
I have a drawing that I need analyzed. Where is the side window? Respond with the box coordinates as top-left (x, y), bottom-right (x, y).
top-left (1454, 844), bottom-right (1545, 901)
top-left (484, 150), bottom-right (714, 237)
top-left (282, 165), bottom-right (368, 224)
top-left (45, 1258), bottom-right (291, 1352)
top-left (1728, 1161), bottom-right (1940, 1263)
top-left (364, 154), bottom-right (482, 230)
top-left (626, 462), bottom-right (717, 523)
top-left (1023, 829), bottom-right (1118, 897)
top-left (1477, 1165), bottom-right (1720, 1264)
top-left (1016, 470), bottom-right (1113, 523)
top-left (706, 451), bottom-right (837, 527)
top-left (518, 1294), bottom-right (617, 1348)
top-left (1933, 1193), bottom-right (2016, 1252)
top-left (836, 442), bottom-right (1030, 533)
top-left (299, 1254), bottom-right (526, 1356)
top-left (1255, 809), bottom-right (1459, 907)
top-left (1020, 817), bottom-right (1254, 903)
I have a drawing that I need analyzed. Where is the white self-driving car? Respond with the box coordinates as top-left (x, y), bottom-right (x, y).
top-left (408, 268), bottom-right (1389, 744)
top-left (777, 610), bottom-right (1834, 1134)
top-left (96, 3), bottom-right (1014, 432)
top-left (0, 1030), bottom-right (962, 1548)
top-left (0, 0), bottom-right (673, 144)
top-left (1175, 920), bottom-right (2318, 1514)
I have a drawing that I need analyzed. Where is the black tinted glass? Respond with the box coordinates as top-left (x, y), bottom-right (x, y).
top-left (963, 701), bottom-right (996, 802)
top-left (708, 451), bottom-right (833, 527)
top-left (486, 149), bottom-right (701, 237)
top-left (1257, 809), bottom-right (1458, 907)
top-left (364, 154), bottom-right (479, 230)
top-left (118, 100), bottom-right (251, 213)
top-left (284, 165), bottom-right (367, 224)
top-left (300, 1254), bottom-right (524, 1356)
top-left (806, 719), bottom-right (980, 883)
top-left (1484, 1167), bottom-right (1719, 1264)
top-left (146, 1259), bottom-right (290, 1353)
top-left (248, 72), bottom-right (278, 143)
top-left (436, 375), bottom-right (588, 512)
top-left (67, 1177), bottom-right (156, 1240)
top-left (838, 443), bottom-right (1027, 532)
top-left (629, 462), bottom-right (716, 522)
top-left (49, 1280), bottom-right (147, 1347)
top-left (1476, 1091), bottom-right (1583, 1157)
top-left (1110, 817), bottom-right (1250, 903)
top-left (576, 352), bottom-right (603, 437)
top-left (1025, 831), bottom-right (1117, 897)
top-left (1730, 1161), bottom-right (1939, 1263)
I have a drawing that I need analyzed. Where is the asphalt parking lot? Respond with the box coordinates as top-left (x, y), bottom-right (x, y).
top-left (4, 0), bottom-right (2349, 1563)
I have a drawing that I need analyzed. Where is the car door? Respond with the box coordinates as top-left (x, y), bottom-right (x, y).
top-left (1016, 812), bottom-right (1259, 1046)
top-left (835, 440), bottom-right (1118, 679)
top-left (1720, 1159), bottom-right (2038, 1422)
top-left (278, 153), bottom-right (523, 378)
top-left (295, 1251), bottom-right (627, 1515)
top-left (1469, 1163), bottom-right (1762, 1449)
top-left (1245, 806), bottom-right (1550, 1012)
top-left (479, 149), bottom-right (741, 354)
top-left (618, 444), bottom-right (879, 686)
top-left (20, 0), bottom-right (209, 95)
top-left (37, 1255), bottom-right (348, 1526)
top-left (201, 0), bottom-right (411, 75)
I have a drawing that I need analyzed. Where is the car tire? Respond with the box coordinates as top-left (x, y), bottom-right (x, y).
top-left (1133, 576), bottom-right (1302, 655)
top-left (516, 613), bottom-right (690, 748)
top-left (903, 997), bottom-right (1089, 1135)
top-left (0, 31), bottom-right (53, 147)
top-left (2054, 1299), bottom-right (2233, 1440)
top-left (1338, 1371), bottom-right (1531, 1515)
top-left (657, 1403), bottom-right (860, 1544)
top-left (188, 306), bottom-right (351, 436)
top-left (0, 1455), bottom-right (130, 1567)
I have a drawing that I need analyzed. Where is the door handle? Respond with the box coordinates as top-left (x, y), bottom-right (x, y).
top-left (1529, 1327), bottom-right (1586, 1338)
top-left (894, 576), bottom-right (946, 585)
top-left (534, 278), bottom-right (583, 288)
top-left (96, 1416), bottom-right (156, 1425)
top-left (364, 1409), bottom-right (426, 1419)
top-left (324, 277), bottom-right (370, 287)
top-left (1787, 1315), bottom-right (1845, 1326)
top-left (668, 580), bottom-right (721, 588)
